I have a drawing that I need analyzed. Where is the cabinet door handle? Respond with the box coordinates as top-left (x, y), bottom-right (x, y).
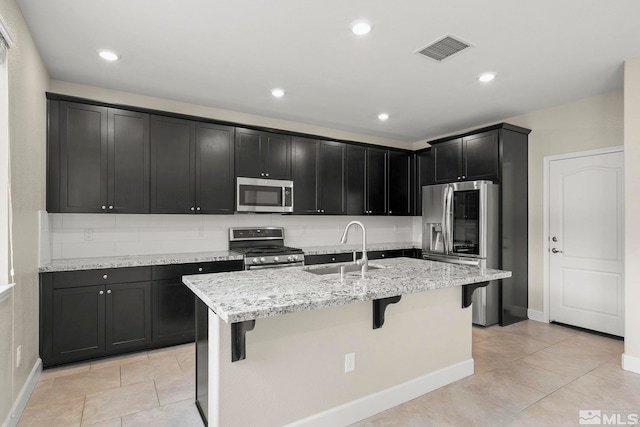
top-left (261, 173), bottom-right (265, 177)
top-left (389, 210), bottom-right (392, 214)
top-left (382, 254), bottom-right (385, 257)
top-left (457, 176), bottom-right (461, 180)
top-left (331, 257), bottom-right (336, 262)
top-left (196, 206), bottom-right (201, 211)
top-left (265, 173), bottom-right (269, 177)
top-left (99, 290), bottom-right (104, 295)
top-left (108, 205), bottom-right (114, 210)
top-left (462, 175), bottom-right (466, 179)
top-left (101, 205), bottom-right (107, 210)
top-left (190, 207), bottom-right (195, 211)
top-left (106, 289), bottom-right (111, 294)
top-left (198, 267), bottom-right (203, 272)
top-left (102, 274), bottom-right (108, 279)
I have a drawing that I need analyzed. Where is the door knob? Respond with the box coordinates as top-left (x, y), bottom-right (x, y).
top-left (551, 236), bottom-right (558, 242)
top-left (551, 248), bottom-right (563, 254)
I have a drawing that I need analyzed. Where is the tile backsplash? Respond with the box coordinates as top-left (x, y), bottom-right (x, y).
top-left (43, 213), bottom-right (422, 260)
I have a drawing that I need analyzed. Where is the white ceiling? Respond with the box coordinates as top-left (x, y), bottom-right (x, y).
top-left (15, 0), bottom-right (640, 142)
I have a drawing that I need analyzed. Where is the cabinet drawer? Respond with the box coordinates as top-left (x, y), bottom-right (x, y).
top-left (52, 267), bottom-right (151, 289)
top-left (152, 260), bottom-right (243, 280)
top-left (368, 249), bottom-right (405, 260)
top-left (304, 253), bottom-right (354, 265)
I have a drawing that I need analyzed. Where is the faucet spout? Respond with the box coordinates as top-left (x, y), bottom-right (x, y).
top-left (340, 221), bottom-right (368, 276)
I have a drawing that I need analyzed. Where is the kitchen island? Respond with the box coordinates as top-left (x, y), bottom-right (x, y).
top-left (183, 257), bottom-right (511, 427)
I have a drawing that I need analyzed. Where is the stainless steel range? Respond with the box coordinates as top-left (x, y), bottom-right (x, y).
top-left (229, 227), bottom-right (304, 270)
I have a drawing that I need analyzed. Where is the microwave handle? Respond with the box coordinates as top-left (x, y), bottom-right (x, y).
top-left (282, 187), bottom-right (286, 207)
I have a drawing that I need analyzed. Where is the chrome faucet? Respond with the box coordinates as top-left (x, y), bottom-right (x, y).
top-left (340, 221), bottom-right (368, 277)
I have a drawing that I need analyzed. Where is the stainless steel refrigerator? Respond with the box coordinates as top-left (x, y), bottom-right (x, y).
top-left (422, 180), bottom-right (500, 326)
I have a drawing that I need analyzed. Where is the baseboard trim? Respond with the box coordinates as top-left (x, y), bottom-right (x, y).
top-left (622, 353), bottom-right (640, 375)
top-left (527, 309), bottom-right (546, 323)
top-left (285, 358), bottom-right (474, 427)
top-left (2, 358), bottom-right (42, 427)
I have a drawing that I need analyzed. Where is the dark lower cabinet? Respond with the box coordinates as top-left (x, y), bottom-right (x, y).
top-left (51, 285), bottom-right (106, 362)
top-left (42, 267), bottom-right (152, 367)
top-left (150, 260), bottom-right (243, 346)
top-left (40, 260), bottom-right (243, 368)
top-left (105, 282), bottom-right (152, 352)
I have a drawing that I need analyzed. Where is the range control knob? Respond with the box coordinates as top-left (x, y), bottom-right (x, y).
top-left (252, 257), bottom-right (260, 264)
top-left (273, 256), bottom-right (280, 262)
top-left (260, 257), bottom-right (267, 263)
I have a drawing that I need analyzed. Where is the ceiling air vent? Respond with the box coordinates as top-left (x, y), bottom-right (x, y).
top-left (416, 35), bottom-right (472, 62)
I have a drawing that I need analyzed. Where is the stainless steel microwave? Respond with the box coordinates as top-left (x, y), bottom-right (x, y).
top-left (236, 177), bottom-right (294, 213)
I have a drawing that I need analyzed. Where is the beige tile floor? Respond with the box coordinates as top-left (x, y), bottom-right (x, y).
top-left (352, 321), bottom-right (639, 427)
top-left (18, 321), bottom-right (639, 427)
top-left (18, 344), bottom-right (203, 427)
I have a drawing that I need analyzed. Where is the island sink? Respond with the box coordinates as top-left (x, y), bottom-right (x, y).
top-left (302, 263), bottom-right (383, 276)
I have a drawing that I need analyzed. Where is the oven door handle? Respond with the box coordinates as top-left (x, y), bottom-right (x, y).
top-left (246, 262), bottom-right (304, 270)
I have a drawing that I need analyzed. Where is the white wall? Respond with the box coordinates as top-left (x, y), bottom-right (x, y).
top-left (44, 213), bottom-right (416, 260)
top-left (623, 56), bottom-right (640, 371)
top-left (0, 0), bottom-right (49, 423)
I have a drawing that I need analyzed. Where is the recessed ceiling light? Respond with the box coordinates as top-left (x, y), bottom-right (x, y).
top-left (271, 88), bottom-right (285, 98)
top-left (98, 50), bottom-right (119, 61)
top-left (378, 113), bottom-right (389, 121)
top-left (478, 72), bottom-right (496, 82)
top-left (351, 21), bottom-right (372, 35)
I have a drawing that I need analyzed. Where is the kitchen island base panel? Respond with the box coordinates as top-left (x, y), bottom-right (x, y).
top-left (203, 286), bottom-right (472, 427)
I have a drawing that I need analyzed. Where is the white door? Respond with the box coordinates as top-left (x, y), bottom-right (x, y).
top-left (549, 150), bottom-right (624, 336)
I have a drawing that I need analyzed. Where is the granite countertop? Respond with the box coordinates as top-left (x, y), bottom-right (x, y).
top-left (182, 257), bottom-right (511, 323)
top-left (38, 251), bottom-right (243, 273)
top-left (38, 242), bottom-right (422, 273)
top-left (300, 241), bottom-right (421, 255)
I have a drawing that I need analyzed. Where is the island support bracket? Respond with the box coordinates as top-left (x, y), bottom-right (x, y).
top-left (231, 319), bottom-right (255, 362)
top-left (373, 296), bottom-right (402, 329)
top-left (461, 281), bottom-right (490, 308)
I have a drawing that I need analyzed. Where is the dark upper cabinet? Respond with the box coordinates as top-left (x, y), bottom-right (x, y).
top-left (235, 128), bottom-right (291, 180)
top-left (195, 123), bottom-right (235, 213)
top-left (292, 137), bottom-right (345, 214)
top-left (463, 131), bottom-right (500, 181)
top-left (318, 141), bottom-right (346, 214)
top-left (346, 145), bottom-right (367, 215)
top-left (367, 148), bottom-right (387, 215)
top-left (346, 145), bottom-right (396, 215)
top-left (109, 109), bottom-right (150, 213)
top-left (433, 138), bottom-right (463, 183)
top-left (433, 131), bottom-right (500, 183)
top-left (151, 116), bottom-right (235, 214)
top-left (387, 151), bottom-right (411, 215)
top-left (414, 148), bottom-right (434, 216)
top-left (48, 101), bottom-right (149, 213)
top-left (150, 115), bottom-right (195, 213)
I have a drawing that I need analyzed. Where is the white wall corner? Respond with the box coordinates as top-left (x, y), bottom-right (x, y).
top-left (2, 358), bottom-right (41, 427)
top-left (527, 309), bottom-right (547, 323)
top-left (622, 353), bottom-right (640, 375)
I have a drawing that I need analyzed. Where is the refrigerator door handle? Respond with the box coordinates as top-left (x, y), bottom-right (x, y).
top-left (442, 186), bottom-right (449, 253)
top-left (445, 185), bottom-right (454, 254)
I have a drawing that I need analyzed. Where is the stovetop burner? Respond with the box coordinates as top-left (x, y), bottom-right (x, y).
top-left (228, 227), bottom-right (305, 269)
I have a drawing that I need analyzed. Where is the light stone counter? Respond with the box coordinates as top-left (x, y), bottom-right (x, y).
top-left (39, 251), bottom-right (243, 272)
top-left (183, 257), bottom-right (511, 323)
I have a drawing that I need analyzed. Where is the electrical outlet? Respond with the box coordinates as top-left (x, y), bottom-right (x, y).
top-left (393, 224), bottom-right (398, 233)
top-left (84, 228), bottom-right (94, 241)
top-left (16, 345), bottom-right (21, 368)
top-left (344, 352), bottom-right (355, 373)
